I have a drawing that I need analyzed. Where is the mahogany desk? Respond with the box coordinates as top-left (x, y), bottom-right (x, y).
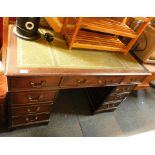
top-left (4, 26), bottom-right (150, 129)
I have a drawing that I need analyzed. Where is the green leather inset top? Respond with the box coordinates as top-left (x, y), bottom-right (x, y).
top-left (17, 30), bottom-right (143, 71)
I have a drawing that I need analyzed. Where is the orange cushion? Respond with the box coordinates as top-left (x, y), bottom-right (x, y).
top-left (0, 74), bottom-right (7, 99)
top-left (0, 61), bottom-right (7, 99)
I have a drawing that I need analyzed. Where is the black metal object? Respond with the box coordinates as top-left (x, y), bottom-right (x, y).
top-left (13, 17), bottom-right (40, 40)
top-left (44, 33), bottom-right (54, 42)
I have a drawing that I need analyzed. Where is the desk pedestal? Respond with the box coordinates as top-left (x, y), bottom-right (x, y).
top-left (86, 85), bottom-right (136, 114)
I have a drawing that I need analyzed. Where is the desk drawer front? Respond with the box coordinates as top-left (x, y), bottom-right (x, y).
top-left (10, 91), bottom-right (57, 106)
top-left (113, 85), bottom-right (135, 93)
top-left (60, 76), bottom-right (99, 88)
top-left (11, 113), bottom-right (50, 127)
top-left (105, 93), bottom-right (128, 102)
top-left (94, 107), bottom-right (117, 113)
top-left (98, 76), bottom-right (123, 86)
top-left (122, 76), bottom-right (146, 84)
top-left (9, 77), bottom-right (61, 90)
top-left (60, 76), bottom-right (122, 88)
top-left (101, 102), bottom-right (120, 109)
top-left (94, 101), bottom-right (121, 114)
top-left (11, 104), bottom-right (52, 116)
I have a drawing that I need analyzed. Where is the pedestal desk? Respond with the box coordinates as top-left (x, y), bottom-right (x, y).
top-left (4, 25), bottom-right (150, 129)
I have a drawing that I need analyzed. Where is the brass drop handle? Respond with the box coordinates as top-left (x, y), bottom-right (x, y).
top-left (29, 80), bottom-right (47, 88)
top-left (27, 107), bottom-right (40, 113)
top-left (27, 108), bottom-right (31, 113)
top-left (25, 116), bottom-right (38, 122)
top-left (116, 88), bottom-right (120, 91)
top-left (126, 87), bottom-right (130, 91)
top-left (98, 79), bottom-right (103, 84)
top-left (25, 117), bottom-right (29, 122)
top-left (76, 79), bottom-right (87, 85)
top-left (124, 87), bottom-right (131, 91)
top-left (28, 95), bottom-right (43, 102)
top-left (36, 107), bottom-right (40, 111)
top-left (115, 93), bottom-right (122, 97)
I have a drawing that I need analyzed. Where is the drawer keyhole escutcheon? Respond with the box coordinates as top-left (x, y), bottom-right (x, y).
top-left (27, 107), bottom-right (40, 113)
top-left (76, 79), bottom-right (87, 85)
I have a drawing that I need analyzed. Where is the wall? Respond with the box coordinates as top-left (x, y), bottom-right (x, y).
top-left (0, 17), bottom-right (16, 48)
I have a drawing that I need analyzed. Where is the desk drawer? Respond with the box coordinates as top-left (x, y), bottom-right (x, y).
top-left (100, 102), bottom-right (120, 109)
top-left (11, 113), bottom-right (50, 127)
top-left (11, 104), bottom-right (52, 116)
top-left (97, 76), bottom-right (123, 86)
top-left (113, 85), bottom-right (135, 93)
top-left (10, 91), bottom-right (57, 106)
top-left (60, 76), bottom-right (122, 88)
top-left (9, 76), bottom-right (61, 91)
top-left (122, 76), bottom-right (146, 84)
top-left (94, 101), bottom-right (121, 113)
top-left (105, 93), bottom-right (128, 102)
top-left (94, 107), bottom-right (117, 113)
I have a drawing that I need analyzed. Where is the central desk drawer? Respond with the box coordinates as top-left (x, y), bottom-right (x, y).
top-left (11, 113), bottom-right (50, 127)
top-left (60, 76), bottom-right (123, 88)
top-left (10, 91), bottom-right (57, 106)
top-left (11, 104), bottom-right (52, 116)
top-left (9, 76), bottom-right (61, 91)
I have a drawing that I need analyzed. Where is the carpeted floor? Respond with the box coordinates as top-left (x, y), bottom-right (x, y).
top-left (1, 87), bottom-right (155, 137)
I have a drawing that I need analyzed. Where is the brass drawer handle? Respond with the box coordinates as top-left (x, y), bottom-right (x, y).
top-left (116, 88), bottom-right (120, 91)
top-left (25, 116), bottom-right (38, 122)
top-left (98, 79), bottom-right (103, 84)
top-left (29, 80), bottom-right (47, 88)
top-left (28, 95), bottom-right (43, 102)
top-left (125, 87), bottom-right (131, 91)
top-left (116, 86), bottom-right (132, 92)
top-left (110, 93), bottom-right (122, 96)
top-left (76, 79), bottom-right (87, 85)
top-left (27, 107), bottom-right (40, 113)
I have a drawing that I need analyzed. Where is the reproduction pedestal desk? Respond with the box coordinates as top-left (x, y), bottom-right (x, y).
top-left (4, 25), bottom-right (150, 129)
